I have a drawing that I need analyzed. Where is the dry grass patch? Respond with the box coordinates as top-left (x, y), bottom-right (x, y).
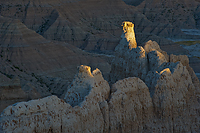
top-left (175, 40), bottom-right (200, 46)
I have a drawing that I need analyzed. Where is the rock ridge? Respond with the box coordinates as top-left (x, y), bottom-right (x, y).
top-left (0, 21), bottom-right (200, 132)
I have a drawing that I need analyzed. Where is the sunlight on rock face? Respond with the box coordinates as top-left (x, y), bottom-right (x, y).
top-left (1, 21), bottom-right (200, 133)
top-left (122, 21), bottom-right (137, 49)
top-left (160, 68), bottom-right (171, 75)
top-left (78, 65), bottom-right (93, 77)
top-left (64, 65), bottom-right (109, 107)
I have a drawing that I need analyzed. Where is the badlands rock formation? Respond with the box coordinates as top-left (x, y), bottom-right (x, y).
top-left (64, 65), bottom-right (110, 107)
top-left (136, 0), bottom-right (200, 29)
top-left (1, 0), bottom-right (199, 52)
top-left (120, 21), bottom-right (137, 49)
top-left (0, 65), bottom-right (110, 133)
top-left (0, 15), bottom-right (111, 112)
top-left (110, 21), bottom-right (148, 83)
top-left (0, 75), bottom-right (27, 113)
top-left (109, 22), bottom-right (200, 132)
top-left (109, 77), bottom-right (154, 132)
top-left (1, 63), bottom-right (199, 132)
top-left (0, 22), bottom-right (200, 132)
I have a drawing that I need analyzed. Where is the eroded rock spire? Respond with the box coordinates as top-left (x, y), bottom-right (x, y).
top-left (122, 21), bottom-right (137, 49)
top-left (115, 21), bottom-right (137, 57)
top-left (1, 22), bottom-right (200, 133)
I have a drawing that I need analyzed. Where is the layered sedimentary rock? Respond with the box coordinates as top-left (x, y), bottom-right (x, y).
top-left (64, 65), bottom-right (110, 107)
top-left (135, 0), bottom-right (200, 30)
top-left (110, 22), bottom-right (200, 86)
top-left (120, 21), bottom-right (137, 49)
top-left (0, 15), bottom-right (111, 99)
top-left (1, 0), bottom-right (198, 53)
top-left (109, 22), bottom-right (200, 132)
top-left (109, 77), bottom-right (154, 132)
top-left (169, 54), bottom-right (200, 90)
top-left (0, 65), bottom-right (110, 132)
top-left (1, 63), bottom-right (199, 132)
top-left (144, 40), bottom-right (169, 62)
top-left (0, 22), bottom-right (200, 132)
top-left (0, 75), bottom-right (27, 113)
top-left (0, 72), bottom-right (43, 113)
top-left (110, 22), bottom-right (148, 83)
top-left (145, 62), bottom-right (200, 132)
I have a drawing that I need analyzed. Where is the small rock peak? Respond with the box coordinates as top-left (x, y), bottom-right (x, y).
top-left (144, 40), bottom-right (169, 61)
top-left (92, 68), bottom-right (102, 76)
top-left (121, 21), bottom-right (137, 49)
top-left (77, 65), bottom-right (93, 78)
top-left (144, 40), bottom-right (160, 54)
top-left (92, 68), bottom-right (104, 81)
top-left (64, 65), bottom-right (109, 107)
top-left (122, 21), bottom-right (134, 33)
top-left (77, 65), bottom-right (104, 79)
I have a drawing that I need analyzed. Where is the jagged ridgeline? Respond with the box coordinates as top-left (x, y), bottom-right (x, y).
top-left (0, 22), bottom-right (200, 132)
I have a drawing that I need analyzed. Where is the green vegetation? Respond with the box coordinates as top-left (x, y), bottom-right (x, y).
top-left (175, 40), bottom-right (200, 46)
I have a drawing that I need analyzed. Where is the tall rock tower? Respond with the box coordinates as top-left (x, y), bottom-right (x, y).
top-left (115, 21), bottom-right (137, 56)
top-left (110, 21), bottom-right (148, 83)
top-left (122, 21), bottom-right (137, 49)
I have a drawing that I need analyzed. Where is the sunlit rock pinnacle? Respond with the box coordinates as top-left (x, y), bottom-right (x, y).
top-left (121, 21), bottom-right (137, 49)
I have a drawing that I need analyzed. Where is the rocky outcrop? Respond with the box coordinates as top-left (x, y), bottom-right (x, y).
top-left (114, 21), bottom-right (137, 55)
top-left (110, 46), bottom-right (148, 84)
top-left (144, 40), bottom-right (169, 62)
top-left (110, 22), bottom-right (148, 83)
top-left (109, 77), bottom-right (154, 132)
top-left (1, 63), bottom-right (199, 132)
top-left (1, 95), bottom-right (66, 132)
top-left (0, 65), bottom-right (110, 132)
top-left (1, 0), bottom-right (199, 53)
top-left (1, 22), bottom-right (200, 132)
top-left (169, 54), bottom-right (200, 90)
top-left (110, 22), bottom-right (200, 86)
top-left (109, 22), bottom-right (200, 132)
top-left (145, 61), bottom-right (200, 132)
top-left (64, 65), bottom-right (110, 107)
top-left (0, 15), bottom-right (111, 99)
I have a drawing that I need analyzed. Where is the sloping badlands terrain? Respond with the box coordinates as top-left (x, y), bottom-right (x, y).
top-left (0, 21), bottom-right (199, 132)
top-left (0, 16), bottom-right (111, 112)
top-left (0, 0), bottom-right (200, 132)
top-left (1, 0), bottom-right (200, 52)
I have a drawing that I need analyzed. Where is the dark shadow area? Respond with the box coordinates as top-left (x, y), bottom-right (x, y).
top-left (122, 0), bottom-right (145, 6)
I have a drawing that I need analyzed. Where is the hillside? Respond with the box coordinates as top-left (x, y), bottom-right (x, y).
top-left (0, 0), bottom-right (200, 120)
top-left (0, 16), bottom-right (111, 112)
top-left (1, 21), bottom-right (199, 133)
top-left (1, 0), bottom-right (199, 53)
top-left (135, 0), bottom-right (200, 29)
